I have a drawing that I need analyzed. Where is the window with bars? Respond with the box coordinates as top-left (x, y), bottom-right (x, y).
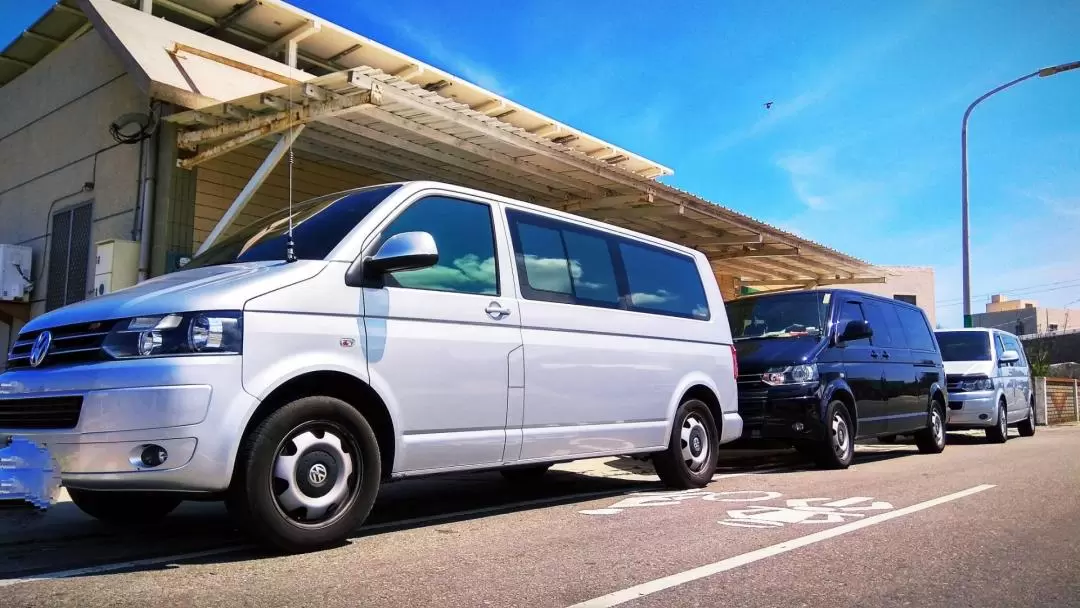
top-left (46, 202), bottom-right (93, 312)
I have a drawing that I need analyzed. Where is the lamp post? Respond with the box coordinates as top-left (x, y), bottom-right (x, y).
top-left (960, 60), bottom-right (1080, 327)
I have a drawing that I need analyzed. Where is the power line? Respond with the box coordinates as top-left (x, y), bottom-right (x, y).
top-left (937, 277), bottom-right (1080, 306)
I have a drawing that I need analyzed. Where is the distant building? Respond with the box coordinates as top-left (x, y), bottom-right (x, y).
top-left (971, 295), bottom-right (1080, 336)
top-left (821, 266), bottom-right (937, 327)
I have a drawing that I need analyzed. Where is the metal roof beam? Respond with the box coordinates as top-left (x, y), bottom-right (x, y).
top-left (265, 20), bottom-right (321, 68)
top-left (318, 117), bottom-right (566, 201)
top-left (204, 0), bottom-right (260, 35)
top-left (713, 245), bottom-right (801, 260)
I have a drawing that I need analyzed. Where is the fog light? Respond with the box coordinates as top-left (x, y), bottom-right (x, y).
top-left (978, 414), bottom-right (989, 421)
top-left (792, 422), bottom-right (805, 432)
top-left (140, 445), bottom-right (168, 468)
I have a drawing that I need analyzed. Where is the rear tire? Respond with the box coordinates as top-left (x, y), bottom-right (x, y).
top-left (67, 488), bottom-right (181, 525)
top-left (985, 401), bottom-right (1008, 444)
top-left (653, 399), bottom-right (719, 489)
top-left (226, 395), bottom-right (382, 554)
top-left (1017, 400), bottom-right (1036, 437)
top-left (813, 401), bottom-right (855, 470)
top-left (500, 464), bottom-right (552, 483)
top-left (914, 400), bottom-right (946, 454)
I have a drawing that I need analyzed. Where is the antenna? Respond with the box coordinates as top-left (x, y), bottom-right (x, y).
top-left (284, 61), bottom-right (298, 263)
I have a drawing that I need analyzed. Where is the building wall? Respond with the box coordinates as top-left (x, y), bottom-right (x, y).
top-left (822, 266), bottom-right (937, 327)
top-left (0, 30), bottom-right (147, 362)
top-left (973, 307), bottom-right (1078, 335)
top-left (986, 294), bottom-right (1037, 313)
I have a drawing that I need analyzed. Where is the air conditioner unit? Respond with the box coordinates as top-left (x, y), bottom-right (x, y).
top-left (0, 244), bottom-right (33, 302)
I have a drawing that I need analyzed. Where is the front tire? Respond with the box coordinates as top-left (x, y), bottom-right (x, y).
top-left (1017, 400), bottom-right (1036, 437)
top-left (67, 488), bottom-right (181, 525)
top-left (814, 401), bottom-right (855, 470)
top-left (985, 401), bottom-right (1008, 444)
top-left (653, 399), bottom-right (719, 489)
top-left (914, 400), bottom-right (946, 454)
top-left (227, 396), bottom-right (382, 554)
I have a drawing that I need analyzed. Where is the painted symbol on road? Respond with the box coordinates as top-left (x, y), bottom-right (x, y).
top-left (718, 497), bottom-right (894, 528)
top-left (578, 489), bottom-right (783, 515)
top-left (579, 490), bottom-right (895, 530)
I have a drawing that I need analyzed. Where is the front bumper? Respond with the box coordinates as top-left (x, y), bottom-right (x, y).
top-left (0, 355), bottom-right (257, 493)
top-left (738, 383), bottom-right (825, 442)
top-left (945, 390), bottom-right (998, 428)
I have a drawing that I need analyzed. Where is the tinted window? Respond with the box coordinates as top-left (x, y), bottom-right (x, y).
top-left (935, 331), bottom-right (991, 362)
top-left (727, 292), bottom-right (829, 340)
top-left (185, 184), bottom-right (401, 269)
top-left (563, 231), bottom-right (619, 304)
top-left (619, 241), bottom-right (709, 320)
top-left (509, 211), bottom-right (620, 306)
top-left (1001, 335), bottom-right (1027, 366)
top-left (896, 306), bottom-right (936, 351)
top-left (838, 301), bottom-right (870, 346)
top-left (894, 294), bottom-right (917, 305)
top-left (380, 196), bottom-right (498, 296)
top-left (864, 301), bottom-right (903, 348)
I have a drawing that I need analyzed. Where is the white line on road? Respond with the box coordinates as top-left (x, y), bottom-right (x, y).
top-left (566, 484), bottom-right (997, 608)
top-left (0, 474), bottom-right (760, 588)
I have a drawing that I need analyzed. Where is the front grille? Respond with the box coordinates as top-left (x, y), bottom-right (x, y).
top-left (0, 396), bottom-right (83, 429)
top-left (737, 374), bottom-right (768, 419)
top-left (6, 320), bottom-right (118, 369)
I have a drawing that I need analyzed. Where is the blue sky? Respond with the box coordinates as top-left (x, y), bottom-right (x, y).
top-left (4, 1), bottom-right (1078, 327)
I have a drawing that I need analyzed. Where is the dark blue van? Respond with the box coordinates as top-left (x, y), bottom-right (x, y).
top-left (725, 289), bottom-right (948, 469)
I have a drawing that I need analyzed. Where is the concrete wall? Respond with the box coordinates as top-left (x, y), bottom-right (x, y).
top-left (970, 307), bottom-right (1076, 335)
top-left (0, 30), bottom-right (146, 361)
top-left (1023, 331), bottom-right (1080, 366)
top-left (823, 266), bottom-right (937, 327)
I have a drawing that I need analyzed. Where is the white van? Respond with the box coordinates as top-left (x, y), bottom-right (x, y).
top-left (934, 328), bottom-right (1036, 442)
top-left (1, 181), bottom-right (741, 552)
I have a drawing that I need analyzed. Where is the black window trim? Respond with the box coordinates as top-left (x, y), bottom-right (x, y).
top-left (505, 207), bottom-right (711, 321)
top-left (894, 302), bottom-right (937, 353)
top-left (367, 193), bottom-right (502, 297)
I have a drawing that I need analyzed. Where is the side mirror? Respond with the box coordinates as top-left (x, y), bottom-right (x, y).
top-left (345, 231), bottom-right (438, 287)
top-left (839, 319), bottom-right (873, 343)
top-left (999, 349), bottom-right (1020, 364)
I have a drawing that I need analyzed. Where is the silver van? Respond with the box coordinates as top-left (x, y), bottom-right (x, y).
top-left (934, 328), bottom-right (1035, 442)
top-left (1, 181), bottom-right (742, 552)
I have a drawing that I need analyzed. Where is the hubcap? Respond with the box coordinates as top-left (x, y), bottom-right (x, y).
top-left (271, 424), bottom-right (360, 526)
top-left (680, 414), bottom-right (710, 472)
top-left (932, 409), bottom-right (944, 446)
top-left (1000, 406), bottom-right (1007, 436)
top-left (831, 412), bottom-right (850, 459)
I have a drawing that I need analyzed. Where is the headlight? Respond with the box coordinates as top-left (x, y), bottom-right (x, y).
top-left (103, 311), bottom-right (243, 359)
top-left (960, 377), bottom-right (993, 391)
top-left (762, 364), bottom-right (819, 386)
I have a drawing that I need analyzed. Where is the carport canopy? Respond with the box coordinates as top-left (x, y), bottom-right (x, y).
top-left (166, 67), bottom-right (884, 291)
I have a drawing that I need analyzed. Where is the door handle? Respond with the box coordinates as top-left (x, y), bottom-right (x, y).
top-left (870, 350), bottom-right (879, 359)
top-left (881, 351), bottom-right (890, 360)
top-left (484, 302), bottom-right (512, 319)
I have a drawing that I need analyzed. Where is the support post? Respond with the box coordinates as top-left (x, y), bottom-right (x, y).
top-left (1074, 379), bottom-right (1079, 423)
top-left (140, 0), bottom-right (152, 13)
top-left (195, 126), bottom-right (304, 255)
top-left (1036, 377), bottom-right (1048, 426)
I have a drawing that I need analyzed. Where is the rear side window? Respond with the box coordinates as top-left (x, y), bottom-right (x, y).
top-left (506, 209), bottom-right (709, 319)
top-left (896, 306), bottom-right (936, 352)
top-left (508, 210), bottom-right (621, 308)
top-left (618, 241), bottom-right (709, 320)
top-left (864, 300), bottom-right (904, 348)
top-left (1001, 334), bottom-right (1027, 366)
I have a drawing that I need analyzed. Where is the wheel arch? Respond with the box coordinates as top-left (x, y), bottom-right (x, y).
top-left (823, 380), bottom-right (858, 437)
top-left (237, 370), bottom-right (398, 482)
top-left (681, 383), bottom-right (724, 445)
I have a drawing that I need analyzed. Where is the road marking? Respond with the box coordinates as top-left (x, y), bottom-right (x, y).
top-left (0, 469), bottom-right (772, 587)
top-left (566, 484), bottom-right (996, 608)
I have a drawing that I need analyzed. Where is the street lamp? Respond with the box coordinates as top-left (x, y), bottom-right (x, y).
top-left (960, 60), bottom-right (1080, 327)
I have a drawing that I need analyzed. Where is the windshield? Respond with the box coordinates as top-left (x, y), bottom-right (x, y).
top-left (726, 291), bottom-right (830, 340)
top-left (183, 184), bottom-right (402, 269)
top-left (935, 331), bottom-right (991, 361)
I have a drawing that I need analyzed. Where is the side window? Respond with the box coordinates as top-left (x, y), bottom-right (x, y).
top-left (994, 333), bottom-right (1007, 362)
top-left (838, 301), bottom-right (870, 346)
top-left (864, 301), bottom-right (899, 348)
top-left (508, 210), bottom-right (620, 307)
top-left (1002, 335), bottom-right (1026, 367)
top-left (618, 240), bottom-right (710, 320)
top-left (896, 306), bottom-right (935, 351)
top-left (379, 196), bottom-right (498, 296)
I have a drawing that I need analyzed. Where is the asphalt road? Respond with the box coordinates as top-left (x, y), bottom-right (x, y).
top-left (2, 426), bottom-right (1079, 607)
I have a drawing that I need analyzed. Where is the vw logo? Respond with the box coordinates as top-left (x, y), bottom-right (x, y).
top-left (29, 331), bottom-right (52, 368)
top-left (307, 463), bottom-right (328, 486)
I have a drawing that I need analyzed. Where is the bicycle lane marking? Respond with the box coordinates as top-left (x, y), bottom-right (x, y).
top-left (567, 484), bottom-right (996, 608)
